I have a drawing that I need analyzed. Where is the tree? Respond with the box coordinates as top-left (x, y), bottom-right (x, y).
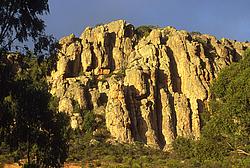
top-left (0, 55), bottom-right (70, 166)
top-left (0, 0), bottom-right (55, 114)
top-left (0, 1), bottom-right (68, 166)
top-left (203, 48), bottom-right (250, 155)
top-left (0, 0), bottom-right (49, 50)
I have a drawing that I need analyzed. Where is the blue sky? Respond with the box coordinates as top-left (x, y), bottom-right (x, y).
top-left (44, 0), bottom-right (250, 41)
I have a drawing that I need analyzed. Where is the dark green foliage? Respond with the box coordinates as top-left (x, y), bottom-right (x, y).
top-left (170, 50), bottom-right (250, 166)
top-left (0, 0), bottom-right (49, 49)
top-left (190, 31), bottom-right (202, 36)
top-left (0, 2), bottom-right (65, 165)
top-left (72, 99), bottom-right (81, 114)
top-left (82, 110), bottom-right (96, 133)
top-left (68, 137), bottom-right (169, 167)
top-left (171, 136), bottom-right (248, 167)
top-left (193, 138), bottom-right (229, 162)
top-left (45, 48), bottom-right (59, 74)
top-left (0, 54), bottom-right (71, 167)
top-left (172, 137), bottom-right (194, 159)
top-left (87, 76), bottom-right (98, 88)
top-left (195, 37), bottom-right (207, 46)
top-left (67, 107), bottom-right (99, 162)
top-left (204, 48), bottom-right (250, 150)
top-left (23, 163), bottom-right (39, 168)
top-left (177, 48), bottom-right (250, 165)
top-left (71, 99), bottom-right (97, 132)
top-left (66, 112), bottom-right (169, 167)
top-left (135, 25), bottom-right (158, 40)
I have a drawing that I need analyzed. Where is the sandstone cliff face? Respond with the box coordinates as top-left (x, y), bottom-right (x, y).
top-left (48, 20), bottom-right (250, 150)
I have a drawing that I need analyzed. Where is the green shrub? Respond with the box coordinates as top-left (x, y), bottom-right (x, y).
top-left (194, 138), bottom-right (229, 162)
top-left (166, 159), bottom-right (184, 168)
top-left (82, 110), bottom-right (96, 133)
top-left (131, 160), bottom-right (142, 168)
top-left (23, 163), bottom-right (39, 168)
top-left (189, 47), bottom-right (250, 165)
top-left (194, 37), bottom-right (207, 46)
top-left (190, 31), bottom-right (202, 36)
top-left (172, 137), bottom-right (195, 159)
top-left (135, 25), bottom-right (158, 40)
top-left (72, 99), bottom-right (81, 114)
top-left (204, 48), bottom-right (250, 150)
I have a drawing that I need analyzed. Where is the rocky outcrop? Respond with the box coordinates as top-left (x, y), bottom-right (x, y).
top-left (48, 20), bottom-right (250, 150)
top-left (105, 77), bottom-right (133, 143)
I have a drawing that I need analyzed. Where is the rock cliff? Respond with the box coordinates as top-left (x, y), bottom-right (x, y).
top-left (48, 20), bottom-right (250, 150)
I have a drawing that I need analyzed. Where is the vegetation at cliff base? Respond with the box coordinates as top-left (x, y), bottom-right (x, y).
top-left (170, 48), bottom-right (250, 167)
top-left (0, 0), bottom-right (250, 167)
top-left (201, 48), bottom-right (250, 162)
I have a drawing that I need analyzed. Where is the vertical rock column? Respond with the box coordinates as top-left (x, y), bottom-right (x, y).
top-left (105, 77), bottom-right (133, 143)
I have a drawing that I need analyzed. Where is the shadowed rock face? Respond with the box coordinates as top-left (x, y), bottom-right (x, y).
top-left (48, 20), bottom-right (250, 150)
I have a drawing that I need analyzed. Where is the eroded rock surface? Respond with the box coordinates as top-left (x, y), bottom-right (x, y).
top-left (48, 20), bottom-right (250, 150)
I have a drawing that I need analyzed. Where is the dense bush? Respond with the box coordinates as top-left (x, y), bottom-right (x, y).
top-left (135, 25), bottom-right (158, 40)
top-left (82, 110), bottom-right (97, 133)
top-left (172, 137), bottom-right (194, 159)
top-left (0, 55), bottom-right (71, 167)
top-left (204, 48), bottom-right (250, 152)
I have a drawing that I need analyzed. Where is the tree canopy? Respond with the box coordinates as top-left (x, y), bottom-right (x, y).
top-left (0, 54), bottom-right (70, 167)
top-left (0, 1), bottom-right (70, 167)
top-left (205, 48), bottom-right (250, 150)
top-left (0, 0), bottom-right (53, 54)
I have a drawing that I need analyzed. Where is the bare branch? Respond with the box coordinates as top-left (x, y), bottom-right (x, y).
top-left (236, 149), bottom-right (250, 156)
